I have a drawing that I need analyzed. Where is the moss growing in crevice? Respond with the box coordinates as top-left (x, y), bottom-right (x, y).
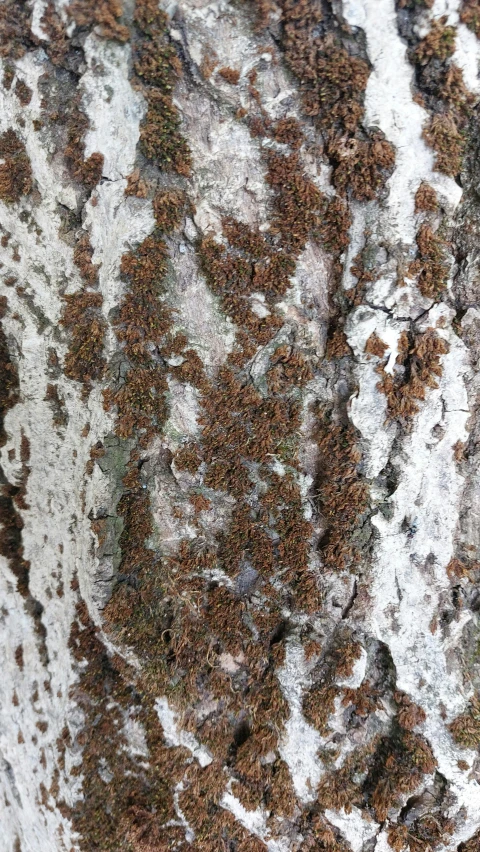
top-left (0, 129), bottom-right (32, 203)
top-left (133, 0), bottom-right (191, 176)
top-left (252, 0), bottom-right (396, 200)
top-left (406, 9), bottom-right (476, 177)
top-left (60, 291), bottom-right (106, 393)
top-left (374, 328), bottom-right (448, 422)
top-left (449, 693), bottom-right (480, 748)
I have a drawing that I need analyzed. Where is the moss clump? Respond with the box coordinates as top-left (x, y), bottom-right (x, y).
top-left (377, 328), bottom-right (449, 422)
top-left (414, 182), bottom-right (438, 212)
top-left (61, 291), bottom-right (106, 390)
top-left (423, 112), bottom-right (464, 176)
top-left (449, 693), bottom-right (480, 748)
top-left (0, 0), bottom-right (33, 60)
top-left (328, 133), bottom-right (395, 202)
top-left (134, 0), bottom-right (191, 176)
top-left (0, 130), bottom-right (32, 203)
top-left (265, 150), bottom-right (324, 252)
top-left (412, 223), bottom-right (449, 298)
top-left (461, 0), bottom-right (480, 36)
top-left (0, 297), bottom-right (20, 446)
top-left (314, 409), bottom-right (369, 572)
top-left (69, 0), bottom-right (129, 42)
top-left (411, 16), bottom-right (475, 178)
top-left (218, 66), bottom-right (241, 84)
top-left (14, 79), bottom-right (32, 105)
top-left (153, 188), bottom-right (186, 232)
top-left (271, 116), bottom-right (303, 149)
top-left (366, 729), bottom-right (437, 821)
top-left (64, 107), bottom-right (104, 189)
top-left (73, 232), bottom-right (99, 286)
top-left (414, 17), bottom-right (456, 65)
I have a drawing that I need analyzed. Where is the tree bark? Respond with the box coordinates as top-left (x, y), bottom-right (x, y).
top-left (1, 0), bottom-right (480, 850)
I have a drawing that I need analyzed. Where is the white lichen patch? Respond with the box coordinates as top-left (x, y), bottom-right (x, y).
top-left (276, 639), bottom-right (324, 803)
top-left (82, 36), bottom-right (146, 181)
top-left (325, 806), bottom-right (378, 852)
top-left (155, 697), bottom-right (213, 767)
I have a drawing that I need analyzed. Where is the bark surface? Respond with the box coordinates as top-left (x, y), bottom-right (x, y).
top-left (1, 0), bottom-right (480, 850)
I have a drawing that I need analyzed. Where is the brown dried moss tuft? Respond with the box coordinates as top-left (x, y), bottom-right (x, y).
top-left (377, 328), bottom-right (449, 422)
top-left (14, 79), bottom-right (32, 105)
top-left (367, 729), bottom-right (437, 821)
top-left (414, 17), bottom-right (456, 65)
top-left (65, 107), bottom-right (104, 189)
top-left (315, 409), bottom-right (370, 572)
top-left (61, 291), bottom-right (106, 389)
top-left (0, 297), bottom-right (20, 446)
top-left (411, 224), bottom-right (449, 298)
top-left (415, 182), bottom-right (438, 212)
top-left (152, 188), bottom-right (186, 232)
top-left (423, 112), bottom-right (465, 176)
top-left (218, 66), bottom-right (241, 84)
top-left (461, 0), bottom-right (480, 37)
top-left (328, 133), bottom-right (395, 201)
top-left (449, 693), bottom-right (480, 748)
top-left (0, 130), bottom-right (32, 203)
top-left (69, 0), bottom-right (129, 42)
top-left (134, 0), bottom-right (191, 176)
top-left (0, 0), bottom-right (34, 60)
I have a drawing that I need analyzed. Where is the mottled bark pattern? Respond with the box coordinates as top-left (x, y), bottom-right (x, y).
top-left (1, 0), bottom-right (480, 850)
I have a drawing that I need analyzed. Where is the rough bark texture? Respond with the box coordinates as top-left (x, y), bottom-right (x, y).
top-left (1, 0), bottom-right (480, 850)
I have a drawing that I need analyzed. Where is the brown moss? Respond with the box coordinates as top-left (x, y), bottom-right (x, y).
top-left (365, 332), bottom-right (388, 359)
top-left (0, 0), bottom-right (33, 60)
top-left (104, 365), bottom-right (168, 441)
top-left (65, 107), bottom-right (104, 189)
top-left (153, 188), bottom-right (186, 232)
top-left (0, 297), bottom-right (20, 446)
top-left (265, 150), bottom-right (324, 253)
top-left (134, 0), bottom-right (191, 176)
top-left (414, 17), bottom-right (456, 65)
top-left (218, 66), bottom-right (241, 84)
top-left (377, 328), bottom-right (449, 422)
top-left (0, 130), bottom-right (32, 203)
top-left (328, 133), bottom-right (395, 202)
top-left (319, 195), bottom-right (352, 254)
top-left (394, 691), bottom-right (426, 731)
top-left (449, 693), bottom-right (480, 748)
top-left (14, 79), bottom-right (32, 105)
top-left (388, 816), bottom-right (454, 852)
top-left (397, 0), bottom-right (433, 6)
top-left (174, 443), bottom-right (202, 473)
top-left (140, 89), bottom-right (191, 175)
top-left (461, 0), bottom-right (480, 37)
top-left (459, 828), bottom-right (480, 852)
top-left (67, 600), bottom-right (185, 851)
top-left (69, 0), bottom-right (129, 42)
top-left (73, 232), bottom-right (99, 286)
top-left (60, 291), bottom-right (106, 390)
top-left (423, 112), bottom-right (465, 176)
top-left (315, 409), bottom-right (369, 572)
top-left (272, 116), bottom-right (303, 149)
top-left (14, 644), bottom-right (24, 670)
top-left (367, 730), bottom-right (436, 821)
top-left (411, 223), bottom-right (449, 299)
top-left (415, 182), bottom-right (438, 213)
top-left (278, 7), bottom-right (369, 135)
top-left (124, 167), bottom-right (148, 198)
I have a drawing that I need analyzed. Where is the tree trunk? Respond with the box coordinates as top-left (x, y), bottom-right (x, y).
top-left (1, 0), bottom-right (480, 849)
